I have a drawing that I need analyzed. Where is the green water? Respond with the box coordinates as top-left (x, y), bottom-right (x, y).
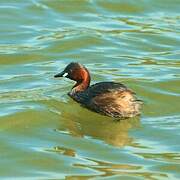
top-left (0, 0), bottom-right (180, 179)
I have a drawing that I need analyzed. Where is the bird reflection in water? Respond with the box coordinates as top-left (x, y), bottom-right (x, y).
top-left (56, 101), bottom-right (141, 147)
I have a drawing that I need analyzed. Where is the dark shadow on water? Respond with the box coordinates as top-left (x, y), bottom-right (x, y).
top-left (56, 100), bottom-right (141, 147)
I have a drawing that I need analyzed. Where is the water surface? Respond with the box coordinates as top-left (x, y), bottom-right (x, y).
top-left (0, 0), bottom-right (180, 179)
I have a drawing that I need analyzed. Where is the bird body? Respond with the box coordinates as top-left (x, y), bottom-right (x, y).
top-left (54, 62), bottom-right (142, 118)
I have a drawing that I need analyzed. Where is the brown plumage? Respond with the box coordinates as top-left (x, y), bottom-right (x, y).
top-left (54, 62), bottom-right (143, 118)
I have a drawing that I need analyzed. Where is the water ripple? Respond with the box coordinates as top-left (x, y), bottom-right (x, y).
top-left (0, 0), bottom-right (180, 179)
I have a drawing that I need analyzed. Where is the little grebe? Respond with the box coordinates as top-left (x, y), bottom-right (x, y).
top-left (54, 62), bottom-right (142, 118)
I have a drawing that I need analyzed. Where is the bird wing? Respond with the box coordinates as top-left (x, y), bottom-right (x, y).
top-left (86, 82), bottom-right (129, 98)
top-left (87, 82), bottom-right (142, 117)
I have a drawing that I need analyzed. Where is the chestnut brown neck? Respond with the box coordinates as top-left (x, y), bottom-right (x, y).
top-left (72, 67), bottom-right (90, 94)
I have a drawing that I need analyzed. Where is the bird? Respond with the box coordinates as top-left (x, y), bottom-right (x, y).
top-left (54, 62), bottom-right (142, 118)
